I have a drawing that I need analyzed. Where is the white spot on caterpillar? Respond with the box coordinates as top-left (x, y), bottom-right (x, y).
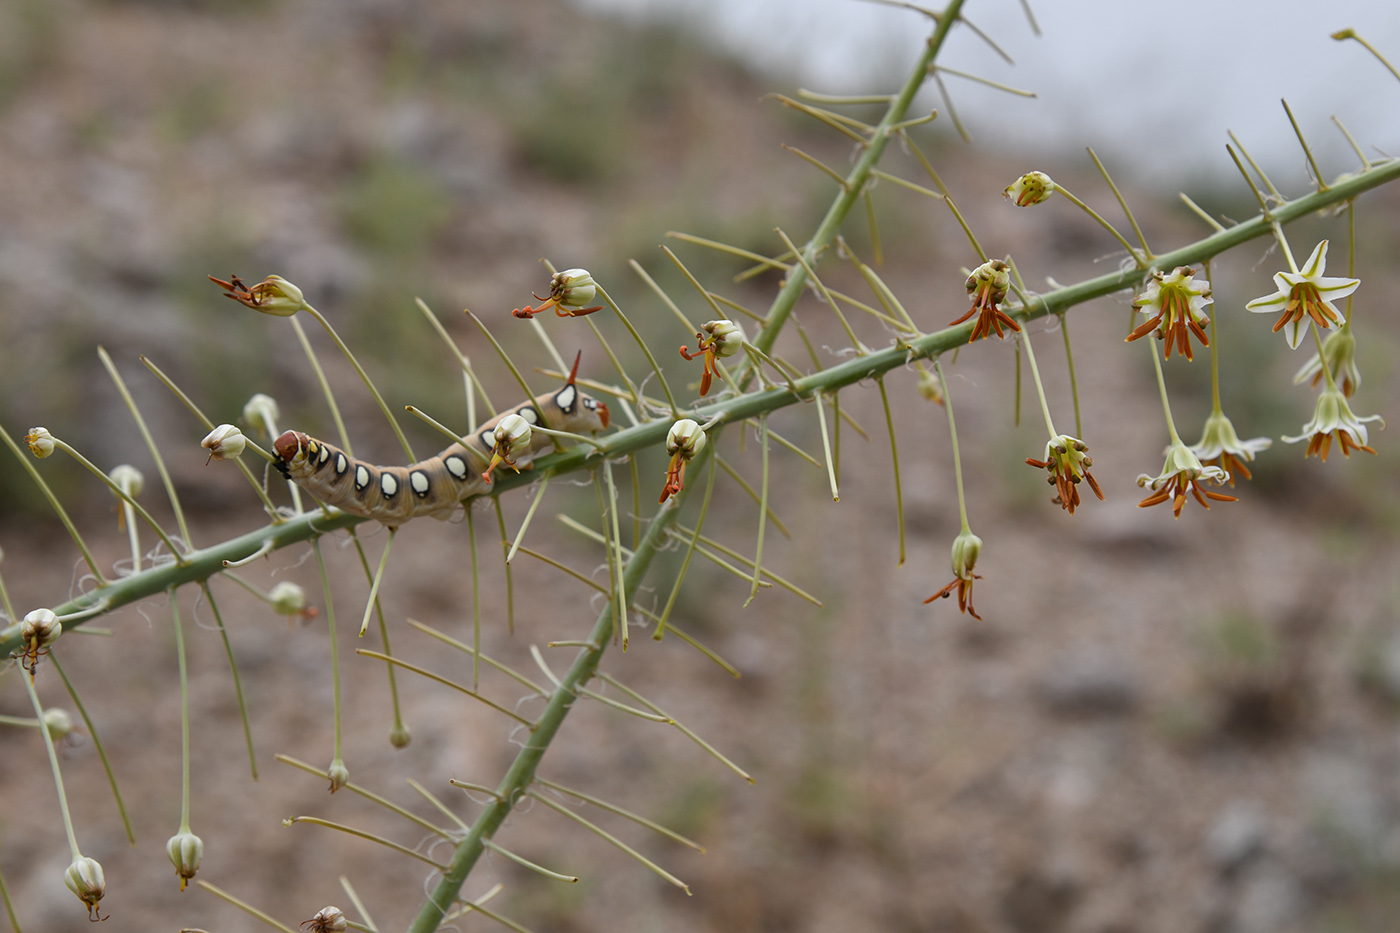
top-left (445, 455), bottom-right (467, 480)
top-left (555, 384), bottom-right (577, 412)
top-left (518, 407), bottom-right (539, 425)
top-left (410, 470), bottom-right (430, 496)
top-left (335, 453), bottom-right (349, 476)
top-left (317, 445), bottom-right (331, 467)
top-left (355, 465), bottom-right (371, 490)
top-left (380, 472), bottom-right (399, 497)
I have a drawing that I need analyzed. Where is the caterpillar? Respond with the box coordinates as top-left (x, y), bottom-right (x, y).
top-left (273, 354), bottom-right (610, 527)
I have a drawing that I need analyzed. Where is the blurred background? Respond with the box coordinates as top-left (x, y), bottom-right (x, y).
top-left (1, 1), bottom-right (1399, 931)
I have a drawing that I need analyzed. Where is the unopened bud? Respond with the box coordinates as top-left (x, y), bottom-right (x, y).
top-left (699, 319), bottom-right (744, 358)
top-left (242, 393), bottom-right (281, 437)
top-left (950, 531), bottom-right (982, 581)
top-left (64, 856), bottom-right (106, 920)
top-left (268, 581), bottom-right (309, 617)
top-left (389, 723), bottom-right (412, 749)
top-left (492, 413), bottom-right (533, 457)
top-left (43, 708), bottom-right (75, 741)
top-left (21, 608), bottom-right (61, 650)
top-left (550, 268), bottom-right (598, 310)
top-left (916, 368), bottom-right (944, 405)
top-left (327, 760), bottom-right (349, 792)
top-left (108, 464), bottom-right (144, 497)
top-left (166, 830), bottom-right (204, 890)
top-left (202, 424), bottom-right (246, 462)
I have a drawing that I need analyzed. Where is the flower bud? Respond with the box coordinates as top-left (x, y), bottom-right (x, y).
top-left (699, 319), bottom-right (744, 358)
top-left (25, 427), bottom-right (55, 459)
top-left (211, 273), bottom-right (307, 315)
top-left (43, 707), bottom-right (75, 741)
top-left (108, 464), bottom-right (144, 497)
top-left (389, 723), bottom-right (412, 749)
top-left (305, 905), bottom-right (348, 933)
top-left (64, 855), bottom-right (106, 920)
top-left (666, 419), bottom-right (707, 459)
top-left (1003, 171), bottom-right (1055, 207)
top-left (550, 268), bottom-right (599, 309)
top-left (916, 368), bottom-right (944, 405)
top-left (328, 760), bottom-right (349, 792)
top-left (166, 830), bottom-right (204, 890)
top-left (242, 393), bottom-right (281, 437)
top-left (268, 581), bottom-right (309, 617)
top-left (202, 424), bottom-right (246, 462)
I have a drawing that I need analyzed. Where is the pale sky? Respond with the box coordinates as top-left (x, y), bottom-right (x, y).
top-left (572, 0), bottom-right (1400, 185)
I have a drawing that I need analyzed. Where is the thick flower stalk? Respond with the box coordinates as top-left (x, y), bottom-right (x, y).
top-left (1245, 240), bottom-right (1358, 349)
top-left (1126, 266), bottom-right (1212, 361)
top-left (1137, 439), bottom-right (1237, 517)
top-left (1282, 384), bottom-right (1383, 460)
top-left (1190, 410), bottom-right (1271, 485)
top-left (949, 259), bottom-right (1019, 341)
top-left (1025, 435), bottom-right (1104, 514)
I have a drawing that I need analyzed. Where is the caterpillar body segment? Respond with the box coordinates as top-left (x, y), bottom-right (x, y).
top-left (273, 362), bottom-right (609, 527)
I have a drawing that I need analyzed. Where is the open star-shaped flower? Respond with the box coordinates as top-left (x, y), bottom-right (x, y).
top-left (1137, 439), bottom-right (1237, 517)
top-left (1126, 266), bottom-right (1211, 361)
top-left (1245, 240), bottom-right (1358, 350)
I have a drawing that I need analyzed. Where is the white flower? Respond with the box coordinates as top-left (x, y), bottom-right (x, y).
top-left (1190, 411), bottom-right (1271, 485)
top-left (659, 419), bottom-right (707, 503)
top-left (1003, 171), bottom-right (1055, 206)
top-left (1137, 440), bottom-right (1236, 518)
top-left (1245, 240), bottom-right (1359, 349)
top-left (202, 424), bottom-right (246, 462)
top-left (1127, 266), bottom-right (1212, 361)
top-left (1282, 385), bottom-right (1383, 460)
top-left (24, 427), bottom-right (55, 458)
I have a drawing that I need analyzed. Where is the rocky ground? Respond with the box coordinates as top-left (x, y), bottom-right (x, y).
top-left (1, 2), bottom-right (1399, 932)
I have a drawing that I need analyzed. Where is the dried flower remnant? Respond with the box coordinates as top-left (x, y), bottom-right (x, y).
top-left (1293, 324), bottom-right (1361, 397)
top-left (1137, 440), bottom-right (1237, 517)
top-left (1190, 410), bottom-right (1271, 485)
top-left (1245, 240), bottom-right (1359, 349)
top-left (481, 413), bottom-right (533, 484)
top-left (679, 319), bottom-right (744, 396)
top-left (512, 268), bottom-right (602, 318)
top-left (1025, 434), bottom-right (1104, 513)
top-left (209, 273), bottom-right (307, 316)
top-left (659, 419), bottom-right (707, 504)
top-left (1127, 266), bottom-right (1212, 361)
top-left (1282, 384), bottom-right (1383, 460)
top-left (949, 259), bottom-right (1020, 341)
top-left (1003, 171), bottom-right (1055, 206)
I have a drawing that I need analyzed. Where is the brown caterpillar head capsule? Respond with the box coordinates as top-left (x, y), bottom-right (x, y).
top-left (274, 430), bottom-right (310, 463)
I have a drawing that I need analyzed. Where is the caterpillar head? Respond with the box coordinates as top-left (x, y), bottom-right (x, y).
top-left (273, 431), bottom-right (313, 473)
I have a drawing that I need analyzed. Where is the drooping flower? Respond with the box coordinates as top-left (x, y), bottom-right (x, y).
top-left (64, 855), bottom-right (106, 921)
top-left (24, 427), bottom-right (54, 458)
top-left (209, 274), bottom-right (307, 316)
top-left (1137, 439), bottom-right (1237, 517)
top-left (1025, 434), bottom-right (1105, 513)
top-left (166, 830), bottom-right (204, 891)
top-left (659, 419), bottom-right (707, 503)
top-left (949, 259), bottom-right (1020, 341)
top-left (1190, 410), bottom-right (1271, 485)
top-left (512, 268), bottom-right (602, 318)
top-left (481, 413), bottom-right (532, 484)
top-left (1293, 323), bottom-right (1361, 397)
top-left (202, 424), bottom-right (247, 463)
top-left (1245, 240), bottom-right (1359, 349)
top-left (1126, 266), bottom-right (1212, 361)
top-left (304, 906), bottom-right (348, 933)
top-left (679, 319), bottom-right (744, 396)
top-left (924, 530), bottom-right (984, 620)
top-left (1281, 384), bottom-right (1383, 460)
top-left (1003, 171), bottom-right (1055, 207)
top-left (18, 608), bottom-right (61, 677)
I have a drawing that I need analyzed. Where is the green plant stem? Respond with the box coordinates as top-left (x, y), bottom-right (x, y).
top-left (1147, 338), bottom-right (1183, 444)
top-left (24, 665), bottom-right (83, 861)
top-left (7, 155), bottom-right (1399, 659)
top-left (934, 358), bottom-right (971, 535)
top-left (1017, 331), bottom-right (1059, 439)
top-left (747, 0), bottom-right (966, 363)
top-left (170, 591), bottom-right (192, 834)
top-left (405, 486), bottom-right (690, 933)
